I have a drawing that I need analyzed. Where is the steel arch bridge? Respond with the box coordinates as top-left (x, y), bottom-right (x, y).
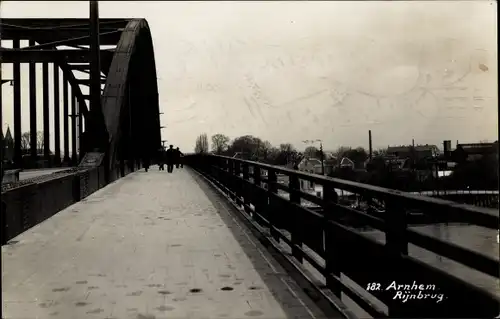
top-left (0, 18), bottom-right (161, 177)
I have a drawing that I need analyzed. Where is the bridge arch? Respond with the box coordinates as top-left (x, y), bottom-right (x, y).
top-left (101, 18), bottom-right (161, 171)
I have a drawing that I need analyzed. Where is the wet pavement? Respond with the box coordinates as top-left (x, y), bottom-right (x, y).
top-left (2, 166), bottom-right (331, 319)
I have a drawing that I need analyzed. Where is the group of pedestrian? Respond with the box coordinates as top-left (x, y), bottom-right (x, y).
top-left (158, 145), bottom-right (183, 173)
top-left (141, 144), bottom-right (183, 173)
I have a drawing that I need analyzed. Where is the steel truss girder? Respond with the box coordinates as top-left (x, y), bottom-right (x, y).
top-left (0, 18), bottom-right (128, 118)
top-left (75, 78), bottom-right (106, 85)
top-left (1, 29), bottom-right (122, 45)
top-left (0, 18), bottom-right (161, 170)
top-left (0, 19), bottom-right (127, 43)
top-left (1, 18), bottom-right (128, 28)
top-left (22, 30), bottom-right (122, 50)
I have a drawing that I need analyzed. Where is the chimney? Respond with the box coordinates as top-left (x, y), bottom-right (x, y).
top-left (368, 130), bottom-right (373, 159)
top-left (443, 140), bottom-right (452, 158)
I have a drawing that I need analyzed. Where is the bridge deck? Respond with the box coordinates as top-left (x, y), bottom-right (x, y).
top-left (2, 167), bottom-right (329, 319)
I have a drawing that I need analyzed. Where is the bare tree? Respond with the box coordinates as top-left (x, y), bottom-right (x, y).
top-left (20, 131), bottom-right (44, 154)
top-left (278, 143), bottom-right (298, 165)
top-left (36, 131), bottom-right (44, 151)
top-left (333, 146), bottom-right (351, 159)
top-left (211, 133), bottom-right (230, 154)
top-left (21, 132), bottom-right (30, 152)
top-left (304, 146), bottom-right (319, 158)
top-left (258, 140), bottom-right (273, 161)
top-left (195, 133), bottom-right (209, 154)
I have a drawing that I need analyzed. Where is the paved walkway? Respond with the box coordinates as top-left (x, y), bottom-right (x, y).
top-left (2, 166), bottom-right (327, 319)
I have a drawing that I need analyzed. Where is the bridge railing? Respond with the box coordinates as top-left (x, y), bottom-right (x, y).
top-left (1, 160), bottom-right (142, 245)
top-left (185, 154), bottom-right (499, 318)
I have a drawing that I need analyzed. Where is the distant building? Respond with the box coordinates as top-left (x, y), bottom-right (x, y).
top-left (296, 156), bottom-right (335, 191)
top-left (453, 141), bottom-right (498, 162)
top-left (2, 126), bottom-right (14, 162)
top-left (297, 156), bottom-right (335, 175)
top-left (387, 144), bottom-right (439, 160)
top-left (339, 157), bottom-right (354, 169)
top-left (298, 157), bottom-right (323, 174)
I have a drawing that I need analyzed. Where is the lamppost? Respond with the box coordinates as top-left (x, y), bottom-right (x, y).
top-left (303, 139), bottom-right (325, 175)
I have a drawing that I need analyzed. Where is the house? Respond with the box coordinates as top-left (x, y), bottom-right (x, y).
top-left (298, 157), bottom-right (323, 174)
top-left (297, 157), bottom-right (321, 190)
top-left (339, 157), bottom-right (354, 169)
top-left (387, 144), bottom-right (439, 160)
top-left (295, 156), bottom-right (336, 191)
top-left (323, 153), bottom-right (338, 172)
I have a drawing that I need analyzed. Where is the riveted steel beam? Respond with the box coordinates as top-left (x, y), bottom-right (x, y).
top-left (0, 48), bottom-right (114, 64)
top-left (1, 29), bottom-right (122, 44)
top-left (21, 30), bottom-right (122, 50)
top-left (1, 18), bottom-right (127, 29)
top-left (75, 78), bottom-right (106, 85)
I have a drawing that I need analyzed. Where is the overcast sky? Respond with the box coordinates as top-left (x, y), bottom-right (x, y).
top-left (1, 1), bottom-right (497, 152)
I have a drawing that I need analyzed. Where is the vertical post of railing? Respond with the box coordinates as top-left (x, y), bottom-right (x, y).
top-left (202, 154), bottom-right (208, 174)
top-left (289, 172), bottom-right (303, 263)
top-left (227, 159), bottom-right (235, 201)
top-left (220, 158), bottom-right (229, 194)
top-left (384, 196), bottom-right (409, 317)
top-left (209, 155), bottom-right (217, 179)
top-left (384, 197), bottom-right (408, 255)
top-left (241, 162), bottom-right (251, 214)
top-left (207, 155), bottom-right (214, 176)
top-left (267, 169), bottom-right (279, 242)
top-left (199, 154), bottom-right (205, 173)
top-left (253, 165), bottom-right (264, 224)
top-left (323, 185), bottom-right (341, 298)
top-left (234, 161), bottom-right (242, 207)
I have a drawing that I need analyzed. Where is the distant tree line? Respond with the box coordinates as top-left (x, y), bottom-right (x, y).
top-left (195, 133), bottom-right (301, 166)
top-left (194, 133), bottom-right (209, 154)
top-left (194, 133), bottom-right (498, 191)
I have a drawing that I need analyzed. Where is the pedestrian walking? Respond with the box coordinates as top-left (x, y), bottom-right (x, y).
top-left (166, 145), bottom-right (175, 173)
